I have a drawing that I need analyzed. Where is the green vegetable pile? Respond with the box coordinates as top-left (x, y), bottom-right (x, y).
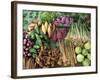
top-left (75, 41), bottom-right (91, 66)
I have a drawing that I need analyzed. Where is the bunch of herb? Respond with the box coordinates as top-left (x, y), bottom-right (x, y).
top-left (23, 10), bottom-right (39, 30)
top-left (39, 11), bottom-right (57, 23)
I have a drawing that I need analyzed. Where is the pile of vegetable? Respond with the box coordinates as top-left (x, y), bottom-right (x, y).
top-left (75, 41), bottom-right (91, 66)
top-left (23, 10), bottom-right (91, 69)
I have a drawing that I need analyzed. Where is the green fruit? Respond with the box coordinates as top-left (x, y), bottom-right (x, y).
top-left (84, 42), bottom-right (91, 50)
top-left (82, 49), bottom-right (88, 56)
top-left (87, 54), bottom-right (91, 60)
top-left (75, 47), bottom-right (82, 54)
top-left (77, 54), bottom-right (84, 62)
top-left (82, 58), bottom-right (90, 66)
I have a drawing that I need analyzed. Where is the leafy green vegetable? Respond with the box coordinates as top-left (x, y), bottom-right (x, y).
top-left (30, 48), bottom-right (37, 53)
top-left (33, 45), bottom-right (40, 49)
top-left (35, 34), bottom-right (42, 45)
top-left (40, 35), bottom-right (43, 38)
top-left (30, 31), bottom-right (35, 39)
top-left (49, 40), bottom-right (57, 48)
top-left (35, 27), bottom-right (40, 34)
top-left (32, 53), bottom-right (37, 58)
top-left (39, 12), bottom-right (56, 23)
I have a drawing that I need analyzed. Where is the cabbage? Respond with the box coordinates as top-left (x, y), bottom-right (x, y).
top-left (77, 54), bottom-right (84, 62)
top-left (75, 47), bottom-right (82, 54)
top-left (87, 54), bottom-right (91, 60)
top-left (82, 49), bottom-right (88, 56)
top-left (84, 42), bottom-right (91, 50)
top-left (82, 58), bottom-right (90, 66)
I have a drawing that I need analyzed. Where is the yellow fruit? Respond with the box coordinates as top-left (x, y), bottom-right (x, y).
top-left (47, 23), bottom-right (52, 38)
top-left (41, 24), bottom-right (46, 34)
top-left (44, 21), bottom-right (48, 31)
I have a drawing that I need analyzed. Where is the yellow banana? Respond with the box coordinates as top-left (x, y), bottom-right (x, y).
top-left (44, 21), bottom-right (48, 31)
top-left (48, 23), bottom-right (52, 38)
top-left (41, 24), bottom-right (46, 34)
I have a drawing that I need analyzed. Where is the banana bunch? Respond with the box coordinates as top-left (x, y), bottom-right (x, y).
top-left (41, 21), bottom-right (55, 38)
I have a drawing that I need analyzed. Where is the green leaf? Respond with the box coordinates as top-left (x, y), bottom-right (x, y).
top-left (42, 33), bottom-right (49, 41)
top-left (32, 53), bottom-right (37, 58)
top-left (49, 40), bottom-right (57, 48)
top-left (39, 12), bottom-right (56, 23)
top-left (30, 31), bottom-right (35, 39)
top-left (35, 40), bottom-right (40, 45)
top-left (35, 34), bottom-right (42, 45)
top-left (31, 34), bottom-right (35, 39)
top-left (29, 48), bottom-right (37, 53)
top-left (33, 45), bottom-right (40, 49)
top-left (40, 35), bottom-right (43, 38)
top-left (35, 27), bottom-right (40, 34)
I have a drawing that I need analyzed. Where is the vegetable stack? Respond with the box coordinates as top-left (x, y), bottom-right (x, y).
top-left (23, 11), bottom-right (91, 69)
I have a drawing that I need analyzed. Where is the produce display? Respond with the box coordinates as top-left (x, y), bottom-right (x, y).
top-left (75, 41), bottom-right (91, 66)
top-left (23, 10), bottom-right (91, 69)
